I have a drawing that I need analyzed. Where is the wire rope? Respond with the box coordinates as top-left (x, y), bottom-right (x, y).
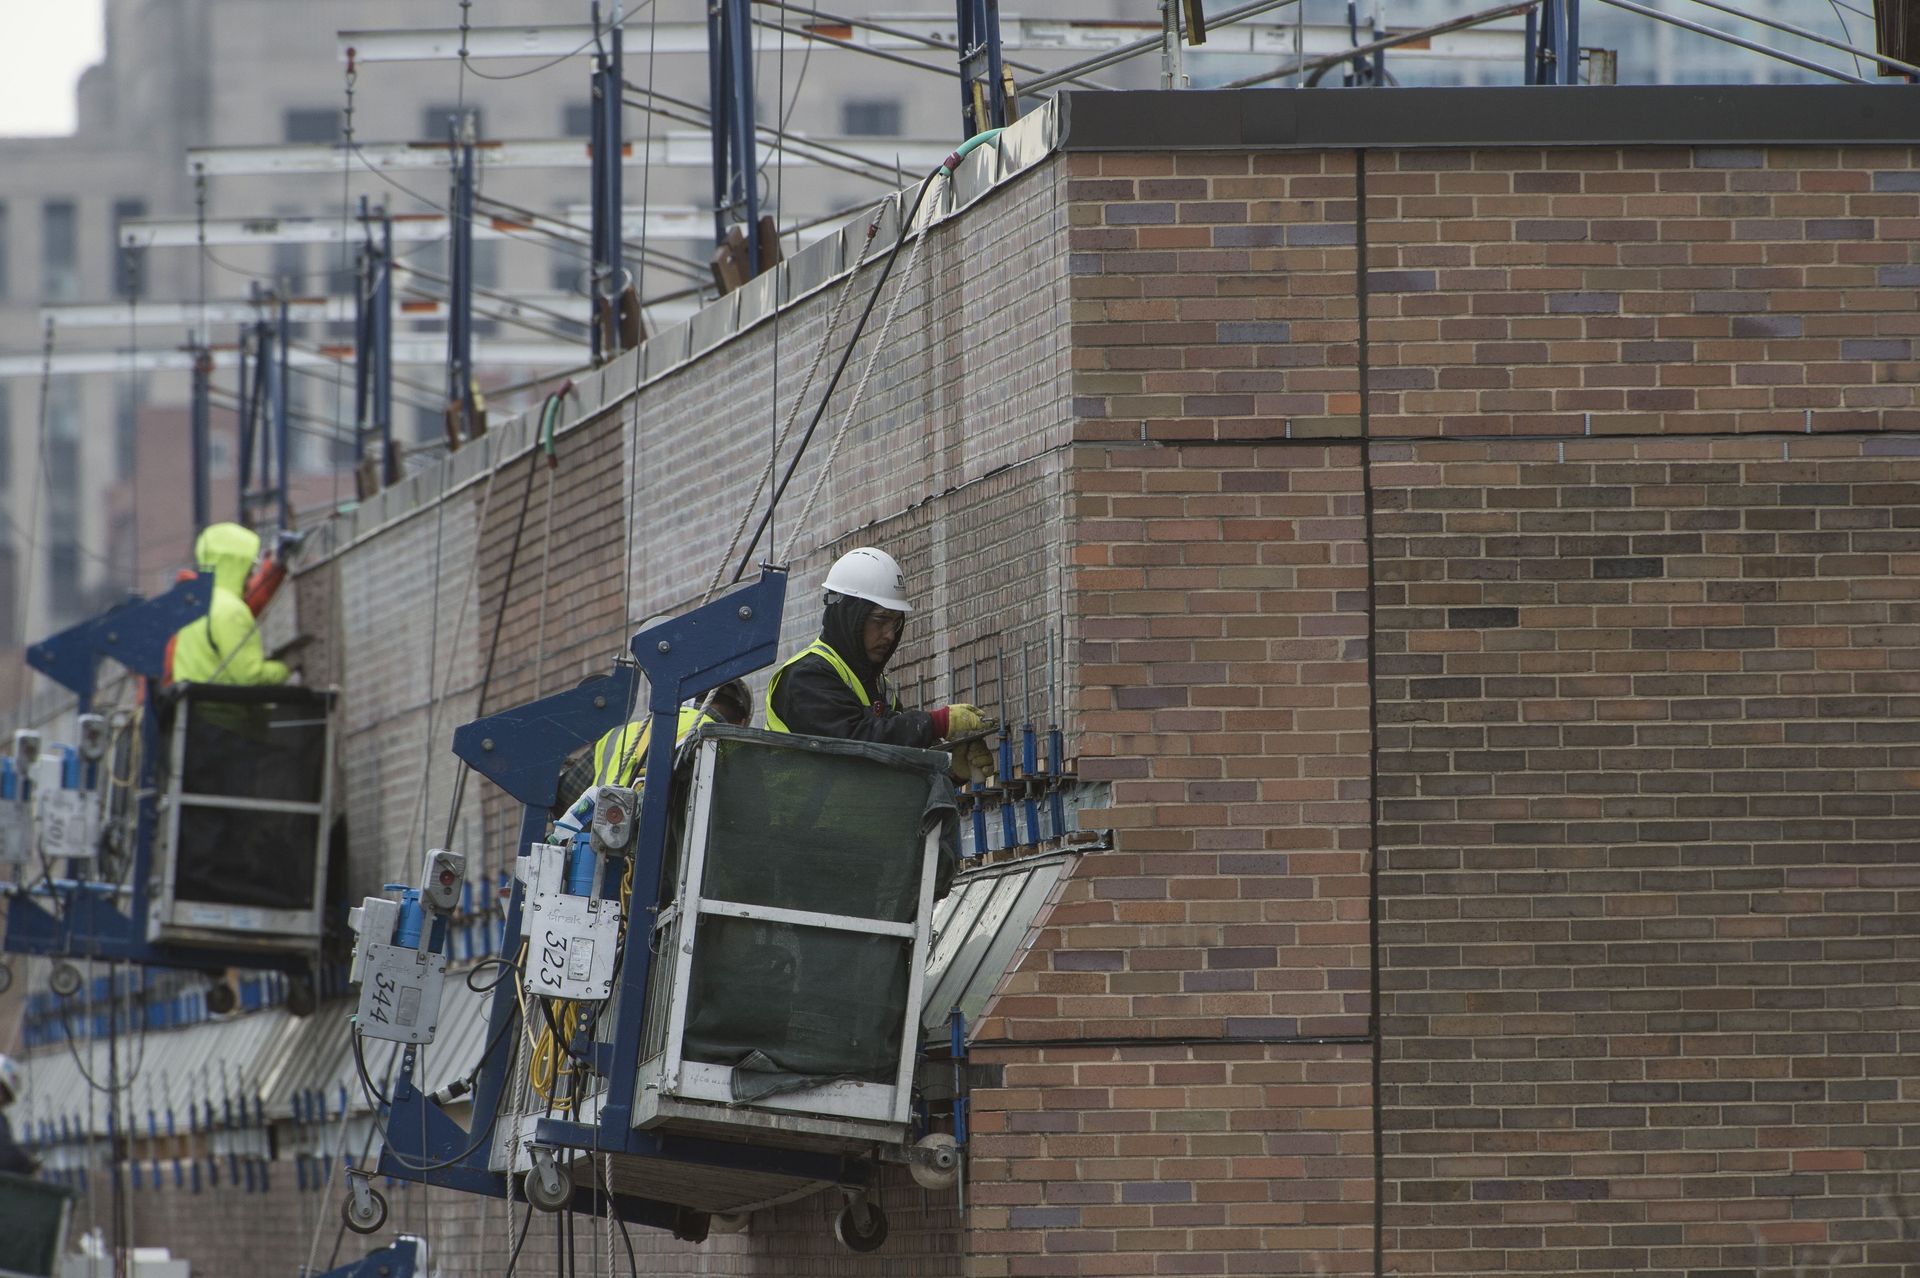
top-left (779, 175), bottom-right (939, 564)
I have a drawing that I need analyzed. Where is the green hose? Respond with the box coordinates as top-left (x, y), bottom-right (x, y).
top-left (940, 127), bottom-right (1006, 176)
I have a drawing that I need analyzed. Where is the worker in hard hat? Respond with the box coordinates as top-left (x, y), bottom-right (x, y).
top-left (766, 547), bottom-right (994, 777)
top-left (0, 1054), bottom-right (36, 1175)
top-left (170, 522), bottom-right (289, 686)
top-left (592, 678), bottom-right (754, 787)
top-left (550, 678), bottom-right (754, 840)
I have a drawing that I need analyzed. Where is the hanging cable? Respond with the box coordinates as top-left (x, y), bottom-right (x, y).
top-left (332, 46), bottom-right (360, 508)
top-left (779, 178), bottom-right (936, 564)
top-left (439, 384), bottom-right (567, 851)
top-left (701, 207), bottom-right (882, 599)
top-left (122, 230), bottom-right (142, 590)
top-left (15, 319), bottom-right (56, 694)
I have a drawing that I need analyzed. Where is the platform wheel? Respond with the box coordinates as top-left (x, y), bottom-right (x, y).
top-left (834, 1199), bottom-right (889, 1253)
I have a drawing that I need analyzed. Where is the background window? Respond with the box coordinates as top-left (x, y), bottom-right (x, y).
top-left (840, 99), bottom-right (902, 137)
top-left (43, 200), bottom-right (78, 301)
top-left (283, 108), bottom-right (342, 143)
top-left (563, 102), bottom-right (593, 137)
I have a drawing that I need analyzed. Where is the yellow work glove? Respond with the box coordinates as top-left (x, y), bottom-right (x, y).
top-left (947, 738), bottom-right (996, 786)
top-left (939, 703), bottom-right (987, 740)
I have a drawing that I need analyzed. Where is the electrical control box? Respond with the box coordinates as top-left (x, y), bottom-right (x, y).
top-left (354, 942), bottom-right (448, 1045)
top-left (34, 759), bottom-right (96, 864)
top-left (518, 842), bottom-right (619, 1002)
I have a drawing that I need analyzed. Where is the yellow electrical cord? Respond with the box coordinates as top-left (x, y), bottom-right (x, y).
top-left (530, 1001), bottom-right (584, 1111)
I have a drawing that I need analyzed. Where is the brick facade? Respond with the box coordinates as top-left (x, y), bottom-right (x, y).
top-left (27, 94), bottom-right (1920, 1278)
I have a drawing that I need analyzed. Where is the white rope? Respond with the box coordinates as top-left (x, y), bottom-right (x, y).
top-left (299, 1064), bottom-right (359, 1278)
top-left (779, 174), bottom-right (943, 564)
top-left (603, 1153), bottom-right (615, 1277)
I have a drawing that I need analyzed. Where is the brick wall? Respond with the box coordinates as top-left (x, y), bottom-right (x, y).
top-left (964, 441), bottom-right (1378, 1277)
top-left (1027, 138), bottom-right (1920, 1278)
top-left (1371, 435), bottom-right (1920, 1276)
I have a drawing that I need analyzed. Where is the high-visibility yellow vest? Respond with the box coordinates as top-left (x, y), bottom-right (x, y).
top-left (764, 638), bottom-right (893, 734)
top-left (591, 705), bottom-right (711, 786)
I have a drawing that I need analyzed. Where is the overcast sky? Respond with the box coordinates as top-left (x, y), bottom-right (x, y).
top-left (0, 2), bottom-right (104, 136)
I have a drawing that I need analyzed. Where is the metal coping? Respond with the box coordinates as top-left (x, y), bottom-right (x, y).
top-left (1057, 84), bottom-right (1920, 151)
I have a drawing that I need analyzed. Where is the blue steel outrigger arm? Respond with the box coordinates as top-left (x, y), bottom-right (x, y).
top-left (380, 568), bottom-right (865, 1233)
top-left (371, 663), bottom-right (639, 1203)
top-left (1, 575), bottom-right (307, 973)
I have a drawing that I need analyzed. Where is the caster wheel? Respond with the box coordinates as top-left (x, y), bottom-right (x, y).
top-left (834, 1200), bottom-right (889, 1253)
top-left (287, 976), bottom-right (317, 1018)
top-left (342, 1185), bottom-right (388, 1234)
top-left (206, 980), bottom-right (237, 1016)
top-left (525, 1158), bottom-right (572, 1212)
top-left (50, 962), bottom-right (83, 999)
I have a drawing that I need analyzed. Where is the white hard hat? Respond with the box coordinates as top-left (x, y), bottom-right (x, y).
top-left (823, 547), bottom-right (911, 613)
top-left (0, 1054), bottom-right (20, 1104)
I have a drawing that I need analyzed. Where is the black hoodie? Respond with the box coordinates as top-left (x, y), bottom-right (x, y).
top-left (768, 594), bottom-right (940, 747)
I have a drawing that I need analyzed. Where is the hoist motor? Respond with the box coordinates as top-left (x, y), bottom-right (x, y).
top-left (348, 848), bottom-right (467, 1045)
top-left (517, 784), bottom-right (635, 1002)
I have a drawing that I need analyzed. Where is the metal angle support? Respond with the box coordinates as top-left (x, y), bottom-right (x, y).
top-left (589, 8), bottom-right (624, 363)
top-left (957, 0), bottom-right (1010, 136)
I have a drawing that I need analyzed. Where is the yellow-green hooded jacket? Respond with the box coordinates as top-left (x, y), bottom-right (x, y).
top-left (171, 523), bottom-right (288, 685)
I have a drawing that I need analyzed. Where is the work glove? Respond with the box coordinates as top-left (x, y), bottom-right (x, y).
top-left (948, 739), bottom-right (996, 785)
top-left (930, 703), bottom-right (986, 740)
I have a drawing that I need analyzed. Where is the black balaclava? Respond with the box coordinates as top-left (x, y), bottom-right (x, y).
top-left (820, 593), bottom-right (898, 690)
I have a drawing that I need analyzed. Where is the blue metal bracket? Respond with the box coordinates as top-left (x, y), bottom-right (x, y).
top-left (445, 116), bottom-right (479, 443)
top-left (590, 3), bottom-right (625, 363)
top-left (597, 568), bottom-right (787, 1133)
top-left (24, 573), bottom-right (211, 712)
top-left (312, 1237), bottom-right (420, 1278)
top-left (707, 0), bottom-right (761, 276)
top-left (376, 570), bottom-right (795, 1233)
top-left (1527, 0), bottom-right (1582, 84)
top-left (354, 197), bottom-right (397, 490)
top-left (450, 668), bottom-right (636, 807)
top-left (376, 667), bottom-right (635, 1198)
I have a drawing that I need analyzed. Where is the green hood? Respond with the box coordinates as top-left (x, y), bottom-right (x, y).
top-left (193, 522), bottom-right (261, 595)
